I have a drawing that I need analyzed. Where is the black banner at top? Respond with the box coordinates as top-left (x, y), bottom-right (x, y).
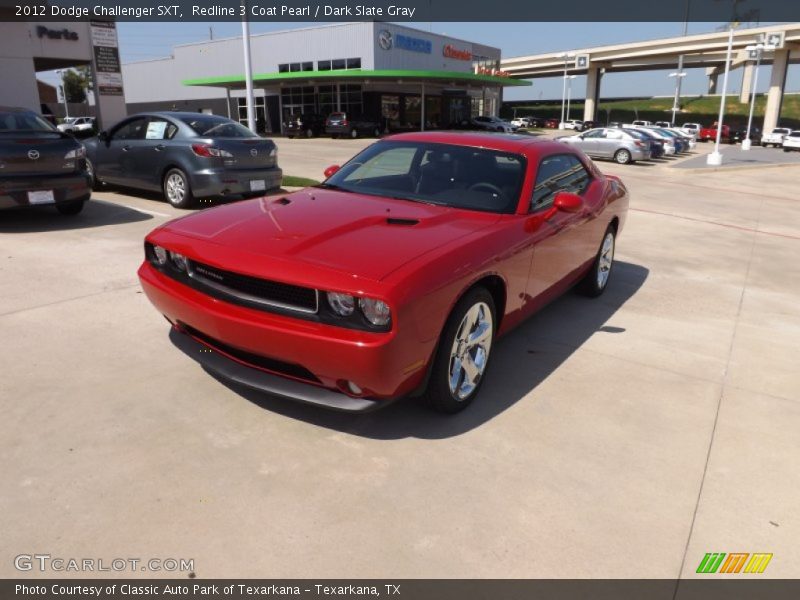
top-left (2, 0), bottom-right (800, 22)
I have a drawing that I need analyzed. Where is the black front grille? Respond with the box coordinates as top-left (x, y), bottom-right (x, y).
top-left (188, 260), bottom-right (318, 313)
top-left (181, 324), bottom-right (320, 384)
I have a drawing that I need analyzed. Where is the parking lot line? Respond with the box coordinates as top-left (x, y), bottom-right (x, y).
top-left (93, 198), bottom-right (172, 218)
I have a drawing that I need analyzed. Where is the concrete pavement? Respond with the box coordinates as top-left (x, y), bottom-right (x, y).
top-left (0, 138), bottom-right (798, 580)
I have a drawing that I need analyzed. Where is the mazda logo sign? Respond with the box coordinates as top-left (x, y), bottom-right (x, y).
top-left (378, 29), bottom-right (393, 51)
top-left (28, 150), bottom-right (40, 160)
top-left (250, 148), bottom-right (258, 157)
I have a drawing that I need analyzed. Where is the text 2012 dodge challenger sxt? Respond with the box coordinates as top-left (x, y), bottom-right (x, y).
top-left (138, 132), bottom-right (629, 413)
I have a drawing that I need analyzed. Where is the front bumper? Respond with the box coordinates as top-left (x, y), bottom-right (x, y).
top-left (169, 327), bottom-right (383, 412)
top-left (190, 167), bottom-right (282, 198)
top-left (138, 262), bottom-right (430, 408)
top-left (0, 172), bottom-right (91, 210)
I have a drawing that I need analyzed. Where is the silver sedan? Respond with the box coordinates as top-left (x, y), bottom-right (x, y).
top-left (559, 128), bottom-right (651, 164)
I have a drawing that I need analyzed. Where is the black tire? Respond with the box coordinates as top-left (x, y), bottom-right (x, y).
top-left (56, 196), bottom-right (87, 216)
top-left (162, 168), bottom-right (194, 209)
top-left (373, 127), bottom-right (381, 137)
top-left (85, 158), bottom-right (97, 189)
top-left (423, 288), bottom-right (496, 414)
top-left (286, 135), bottom-right (295, 139)
top-left (614, 149), bottom-right (632, 164)
top-left (350, 128), bottom-right (359, 139)
top-left (331, 134), bottom-right (339, 139)
top-left (578, 225), bottom-right (616, 297)
top-left (305, 128), bottom-right (314, 138)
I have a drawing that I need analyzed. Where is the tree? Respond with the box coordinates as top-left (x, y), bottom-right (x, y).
top-left (62, 67), bottom-right (92, 103)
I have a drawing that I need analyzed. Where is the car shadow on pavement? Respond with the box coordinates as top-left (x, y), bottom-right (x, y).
top-left (0, 199), bottom-right (152, 233)
top-left (213, 260), bottom-right (649, 439)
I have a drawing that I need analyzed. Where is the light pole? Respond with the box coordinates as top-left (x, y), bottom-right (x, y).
top-left (566, 75), bottom-right (577, 123)
top-left (707, 25), bottom-right (736, 166)
top-left (742, 40), bottom-right (775, 151)
top-left (558, 52), bottom-right (575, 129)
top-left (668, 71), bottom-right (686, 125)
top-left (240, 0), bottom-right (256, 134)
top-left (56, 69), bottom-right (69, 120)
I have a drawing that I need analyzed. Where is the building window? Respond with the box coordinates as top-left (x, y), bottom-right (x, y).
top-left (332, 58), bottom-right (346, 70)
top-left (302, 61), bottom-right (313, 71)
top-left (381, 95), bottom-right (400, 129)
top-left (318, 60), bottom-right (331, 71)
top-left (290, 63), bottom-right (301, 72)
top-left (278, 64), bottom-right (289, 73)
top-left (346, 57), bottom-right (361, 69)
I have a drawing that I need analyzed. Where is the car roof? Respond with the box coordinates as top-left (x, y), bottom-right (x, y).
top-left (382, 131), bottom-right (567, 156)
top-left (0, 106), bottom-right (35, 113)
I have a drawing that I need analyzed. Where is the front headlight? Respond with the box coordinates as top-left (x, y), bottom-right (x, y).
top-left (64, 146), bottom-right (86, 159)
top-left (327, 292), bottom-right (355, 316)
top-left (152, 245), bottom-right (168, 266)
top-left (359, 298), bottom-right (391, 327)
top-left (169, 251), bottom-right (188, 272)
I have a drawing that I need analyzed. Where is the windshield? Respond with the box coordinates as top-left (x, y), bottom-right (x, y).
top-left (323, 140), bottom-right (526, 214)
top-left (179, 116), bottom-right (256, 138)
top-left (0, 111), bottom-right (58, 133)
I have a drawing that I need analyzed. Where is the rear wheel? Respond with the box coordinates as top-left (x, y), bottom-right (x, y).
top-left (614, 149), bottom-right (632, 164)
top-left (350, 128), bottom-right (359, 139)
top-left (424, 288), bottom-right (496, 414)
top-left (305, 128), bottom-right (314, 138)
top-left (85, 158), bottom-right (97, 189)
top-left (163, 168), bottom-right (194, 209)
top-left (373, 127), bottom-right (381, 137)
top-left (331, 134), bottom-right (339, 139)
top-left (56, 196), bottom-right (87, 216)
top-left (579, 226), bottom-right (616, 297)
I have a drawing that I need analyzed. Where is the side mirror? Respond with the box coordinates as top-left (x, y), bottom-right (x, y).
top-left (98, 131), bottom-right (108, 142)
top-left (553, 191), bottom-right (584, 214)
top-left (323, 164), bottom-right (340, 179)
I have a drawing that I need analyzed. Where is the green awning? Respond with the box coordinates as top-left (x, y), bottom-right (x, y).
top-left (183, 68), bottom-right (531, 88)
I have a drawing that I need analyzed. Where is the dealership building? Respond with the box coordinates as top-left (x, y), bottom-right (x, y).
top-left (0, 16), bottom-right (127, 128)
top-left (121, 22), bottom-right (529, 134)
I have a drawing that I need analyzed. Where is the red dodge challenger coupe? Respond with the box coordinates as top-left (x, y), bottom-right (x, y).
top-left (138, 132), bottom-right (628, 413)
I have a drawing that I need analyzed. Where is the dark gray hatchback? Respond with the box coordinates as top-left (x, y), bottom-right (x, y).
top-left (0, 107), bottom-right (92, 215)
top-left (84, 112), bottom-right (282, 208)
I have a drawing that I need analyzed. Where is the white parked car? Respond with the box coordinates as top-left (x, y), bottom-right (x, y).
top-left (761, 127), bottom-right (792, 148)
top-left (562, 119), bottom-right (584, 130)
top-left (654, 121), bottom-right (672, 128)
top-left (57, 116), bottom-right (95, 134)
top-left (510, 118), bottom-right (529, 128)
top-left (471, 115), bottom-right (515, 133)
top-left (680, 123), bottom-right (702, 136)
top-left (631, 120), bottom-right (652, 127)
top-left (782, 131), bottom-right (800, 151)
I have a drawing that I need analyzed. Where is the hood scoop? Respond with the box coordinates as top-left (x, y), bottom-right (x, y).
top-left (386, 217), bottom-right (419, 226)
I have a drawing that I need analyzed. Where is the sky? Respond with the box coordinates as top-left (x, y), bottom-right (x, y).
top-left (42, 20), bottom-right (799, 101)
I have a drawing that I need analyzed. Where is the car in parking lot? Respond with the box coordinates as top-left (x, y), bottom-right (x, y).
top-left (325, 112), bottom-right (383, 139)
top-left (544, 118), bottom-right (561, 129)
top-left (761, 127), bottom-right (792, 147)
top-left (622, 127), bottom-right (664, 158)
top-left (560, 127), bottom-right (651, 164)
top-left (699, 123), bottom-right (731, 142)
top-left (680, 123), bottom-right (702, 136)
top-left (730, 127), bottom-right (761, 145)
top-left (563, 119), bottom-right (584, 131)
top-left (284, 113), bottom-right (326, 138)
top-left (472, 115), bottom-right (515, 133)
top-left (84, 112), bottom-right (281, 208)
top-left (782, 131), bottom-right (800, 151)
top-left (57, 116), bottom-right (96, 135)
top-left (138, 131), bottom-right (628, 413)
top-left (0, 106), bottom-right (91, 215)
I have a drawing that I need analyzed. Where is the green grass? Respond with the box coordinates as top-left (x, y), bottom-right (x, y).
top-left (282, 175), bottom-right (320, 188)
top-left (505, 94), bottom-right (800, 128)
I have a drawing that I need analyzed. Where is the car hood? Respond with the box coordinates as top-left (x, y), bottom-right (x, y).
top-left (160, 188), bottom-right (500, 282)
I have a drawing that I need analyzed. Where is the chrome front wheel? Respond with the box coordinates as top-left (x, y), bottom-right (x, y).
top-left (448, 302), bottom-right (494, 401)
top-left (597, 231), bottom-right (615, 290)
top-left (163, 168), bottom-right (194, 208)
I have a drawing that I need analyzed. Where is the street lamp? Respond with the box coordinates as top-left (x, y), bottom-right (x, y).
top-left (56, 69), bottom-right (69, 120)
top-left (557, 52), bottom-right (575, 129)
top-left (565, 75), bottom-right (577, 123)
top-left (668, 71), bottom-right (686, 126)
top-left (240, 0), bottom-right (256, 134)
top-left (707, 25), bottom-right (736, 166)
top-left (742, 40), bottom-right (775, 151)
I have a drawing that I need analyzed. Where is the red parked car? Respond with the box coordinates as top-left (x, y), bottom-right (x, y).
top-left (699, 123), bottom-right (731, 142)
top-left (138, 132), bottom-right (629, 413)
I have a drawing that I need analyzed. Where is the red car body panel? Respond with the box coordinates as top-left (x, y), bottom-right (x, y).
top-left (138, 132), bottom-right (629, 409)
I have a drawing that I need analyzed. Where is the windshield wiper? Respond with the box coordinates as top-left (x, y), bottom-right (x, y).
top-left (315, 182), bottom-right (349, 191)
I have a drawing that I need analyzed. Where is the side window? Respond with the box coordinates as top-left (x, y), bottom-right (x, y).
top-left (144, 118), bottom-right (178, 141)
top-left (530, 154), bottom-right (591, 212)
top-left (583, 129), bottom-right (605, 139)
top-left (111, 118), bottom-right (148, 141)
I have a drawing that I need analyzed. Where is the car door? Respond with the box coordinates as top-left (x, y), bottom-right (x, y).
top-left (95, 116), bottom-right (148, 186)
top-left (576, 129), bottom-right (605, 156)
top-left (524, 154), bottom-right (594, 312)
top-left (133, 116), bottom-right (180, 190)
top-left (600, 128), bottom-right (625, 158)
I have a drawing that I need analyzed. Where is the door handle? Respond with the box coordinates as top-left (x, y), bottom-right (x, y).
top-left (154, 144), bottom-right (165, 151)
top-left (121, 145), bottom-right (131, 152)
